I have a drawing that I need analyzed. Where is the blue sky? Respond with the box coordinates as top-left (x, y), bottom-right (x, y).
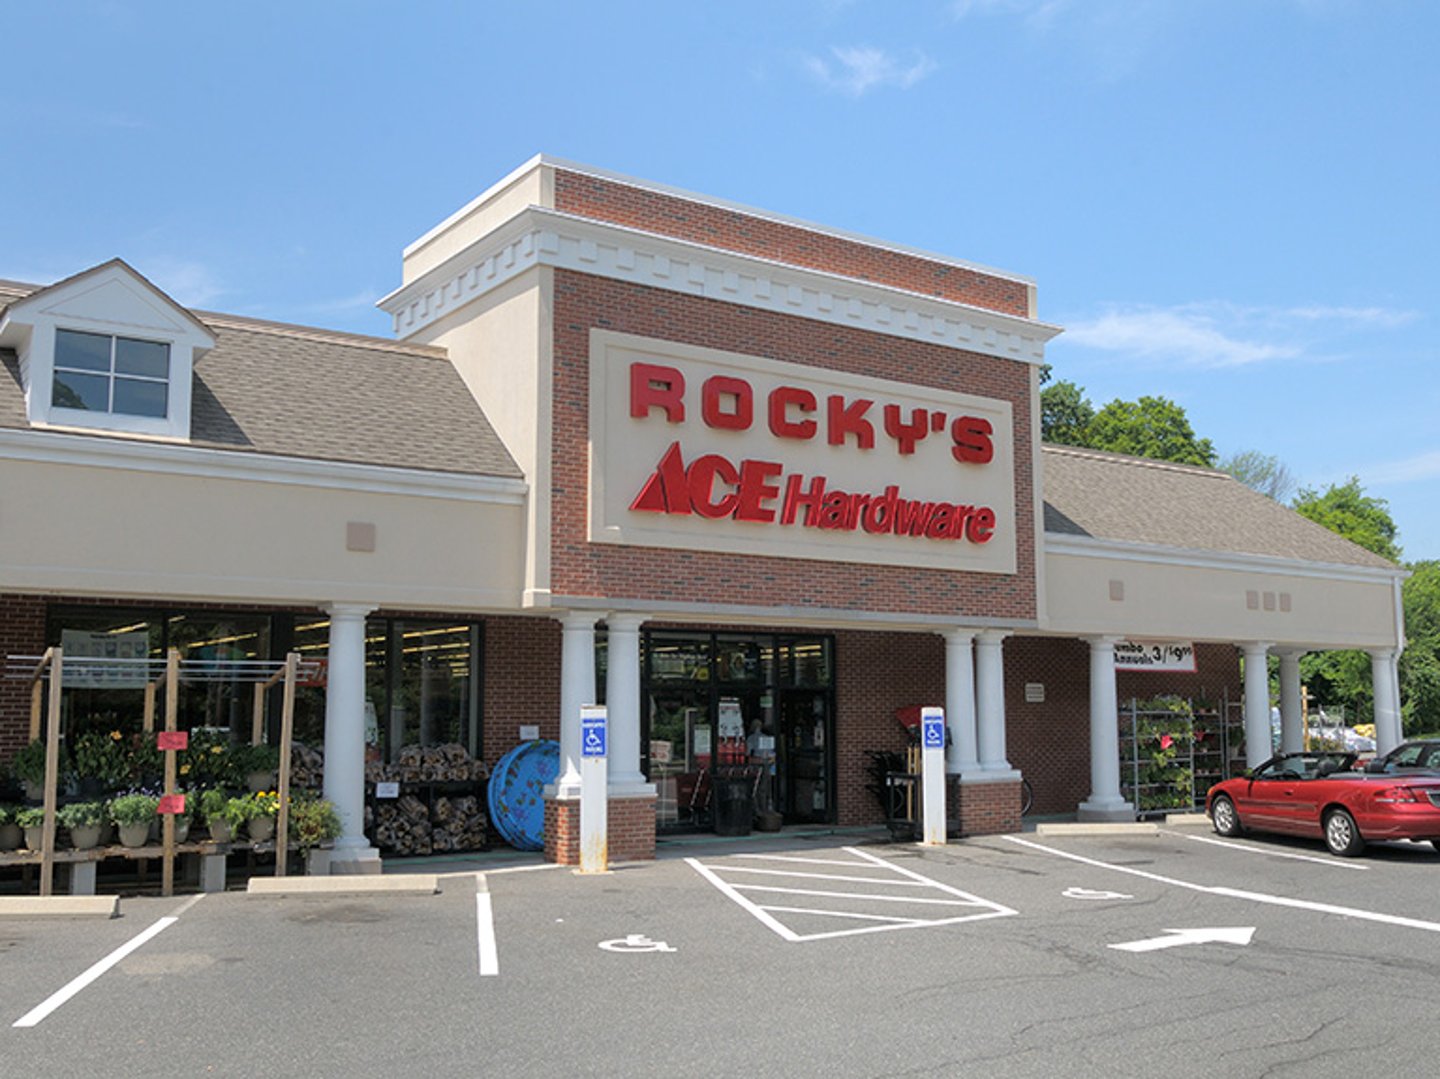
top-left (4, 1), bottom-right (1437, 560)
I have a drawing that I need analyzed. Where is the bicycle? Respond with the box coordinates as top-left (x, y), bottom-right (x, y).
top-left (1020, 776), bottom-right (1034, 816)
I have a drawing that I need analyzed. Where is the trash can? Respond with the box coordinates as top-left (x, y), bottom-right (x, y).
top-left (712, 774), bottom-right (755, 836)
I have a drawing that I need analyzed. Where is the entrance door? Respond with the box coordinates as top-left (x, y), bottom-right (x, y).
top-left (778, 689), bottom-right (833, 824)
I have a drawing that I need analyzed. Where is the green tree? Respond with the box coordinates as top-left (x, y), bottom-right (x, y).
top-left (1291, 477), bottom-right (1402, 563)
top-left (1040, 379), bottom-right (1095, 446)
top-left (1219, 449), bottom-right (1296, 503)
top-left (1400, 561), bottom-right (1440, 734)
top-left (1084, 395), bottom-right (1218, 467)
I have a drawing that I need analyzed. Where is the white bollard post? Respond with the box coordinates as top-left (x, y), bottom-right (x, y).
top-left (920, 706), bottom-right (947, 846)
top-left (579, 706), bottom-right (608, 873)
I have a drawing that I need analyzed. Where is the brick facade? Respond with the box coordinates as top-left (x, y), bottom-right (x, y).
top-left (553, 169), bottom-right (1032, 318)
top-left (954, 779), bottom-right (1022, 836)
top-left (545, 794), bottom-right (657, 864)
top-left (0, 594), bottom-right (46, 759)
top-left (549, 271), bottom-right (1037, 621)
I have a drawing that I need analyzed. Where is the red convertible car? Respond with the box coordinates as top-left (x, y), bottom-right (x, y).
top-left (1207, 751), bottom-right (1440, 857)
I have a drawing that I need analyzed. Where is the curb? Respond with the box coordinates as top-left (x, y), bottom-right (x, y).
top-left (1034, 822), bottom-right (1159, 837)
top-left (0, 896), bottom-right (119, 918)
top-left (246, 875), bottom-right (440, 897)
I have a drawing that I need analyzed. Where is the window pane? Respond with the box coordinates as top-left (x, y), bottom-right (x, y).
top-left (53, 370), bottom-right (109, 411)
top-left (114, 377), bottom-right (168, 417)
top-left (115, 337), bottom-right (169, 378)
top-left (55, 329), bottom-right (111, 372)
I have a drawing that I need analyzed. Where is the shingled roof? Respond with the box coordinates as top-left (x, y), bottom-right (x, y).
top-left (0, 279), bottom-right (521, 479)
top-left (1042, 444), bottom-right (1395, 569)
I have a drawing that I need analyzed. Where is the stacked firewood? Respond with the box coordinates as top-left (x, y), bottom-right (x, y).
top-left (370, 793), bottom-right (489, 855)
top-left (289, 742), bottom-right (326, 790)
top-left (364, 743), bottom-right (489, 784)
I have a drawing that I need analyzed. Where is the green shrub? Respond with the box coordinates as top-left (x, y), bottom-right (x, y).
top-left (287, 797), bottom-right (341, 851)
top-left (58, 801), bottom-right (106, 828)
top-left (109, 792), bottom-right (159, 826)
top-left (16, 807), bottom-right (46, 828)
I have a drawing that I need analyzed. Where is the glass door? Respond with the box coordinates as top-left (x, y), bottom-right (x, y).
top-left (777, 688), bottom-right (833, 824)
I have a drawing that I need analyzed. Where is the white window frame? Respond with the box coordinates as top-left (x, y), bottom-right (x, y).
top-left (51, 328), bottom-right (172, 421)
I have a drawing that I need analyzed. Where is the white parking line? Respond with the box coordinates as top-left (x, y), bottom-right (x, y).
top-left (14, 894), bottom-right (203, 1028)
top-left (1002, 835), bottom-right (1440, 935)
top-left (690, 846), bottom-right (1016, 942)
top-left (1170, 831), bottom-right (1370, 870)
top-left (475, 887), bottom-right (499, 977)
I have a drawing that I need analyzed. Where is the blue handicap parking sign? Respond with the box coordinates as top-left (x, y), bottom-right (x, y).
top-left (582, 714), bottom-right (607, 757)
top-left (921, 712), bottom-right (945, 749)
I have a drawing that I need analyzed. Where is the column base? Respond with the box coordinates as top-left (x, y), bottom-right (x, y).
top-left (952, 774), bottom-right (1022, 836)
top-left (328, 845), bottom-right (383, 875)
top-left (1076, 800), bottom-right (1136, 824)
top-left (545, 793), bottom-right (657, 865)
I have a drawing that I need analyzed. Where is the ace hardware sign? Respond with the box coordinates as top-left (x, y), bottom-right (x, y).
top-left (587, 331), bottom-right (1017, 573)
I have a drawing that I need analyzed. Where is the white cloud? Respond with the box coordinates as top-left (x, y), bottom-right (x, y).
top-left (1361, 450), bottom-right (1440, 486)
top-left (803, 46), bottom-right (937, 97)
top-left (1061, 300), bottom-right (1416, 370)
top-left (1065, 305), bottom-right (1299, 368)
top-left (140, 258), bottom-right (225, 308)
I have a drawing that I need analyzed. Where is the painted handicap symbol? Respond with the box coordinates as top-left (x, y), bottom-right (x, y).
top-left (599, 934), bottom-right (676, 953)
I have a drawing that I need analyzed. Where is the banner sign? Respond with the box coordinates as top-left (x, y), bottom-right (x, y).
top-left (1114, 640), bottom-right (1197, 672)
top-left (156, 730), bottom-right (189, 752)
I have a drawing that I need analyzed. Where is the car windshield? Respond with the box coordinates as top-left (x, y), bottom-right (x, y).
top-left (1255, 753), bottom-right (1355, 780)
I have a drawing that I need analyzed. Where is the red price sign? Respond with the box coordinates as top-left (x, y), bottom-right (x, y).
top-left (158, 793), bottom-right (187, 816)
top-left (156, 730), bottom-right (189, 752)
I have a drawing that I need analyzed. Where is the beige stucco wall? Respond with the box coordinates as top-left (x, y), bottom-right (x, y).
top-left (0, 457), bottom-right (527, 611)
top-left (1044, 548), bottom-right (1400, 648)
top-left (401, 164), bottom-right (551, 284)
top-left (409, 266), bottom-right (551, 605)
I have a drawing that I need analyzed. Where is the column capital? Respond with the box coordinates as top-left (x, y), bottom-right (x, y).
top-left (976, 629), bottom-right (1011, 646)
top-left (1086, 635), bottom-right (1124, 649)
top-left (322, 602), bottom-right (377, 620)
top-left (1368, 647), bottom-right (1397, 662)
top-left (1272, 646), bottom-right (1307, 660)
top-left (554, 609), bottom-right (602, 631)
top-left (940, 628), bottom-right (977, 645)
top-left (604, 612), bottom-right (649, 632)
top-left (1239, 640), bottom-right (1274, 657)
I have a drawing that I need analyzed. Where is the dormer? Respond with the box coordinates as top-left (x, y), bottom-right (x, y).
top-left (0, 259), bottom-right (215, 440)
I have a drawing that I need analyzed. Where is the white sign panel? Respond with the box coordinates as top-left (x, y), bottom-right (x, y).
top-left (588, 331), bottom-right (1016, 573)
top-left (1114, 640), bottom-right (1197, 672)
top-left (60, 629), bottom-right (150, 688)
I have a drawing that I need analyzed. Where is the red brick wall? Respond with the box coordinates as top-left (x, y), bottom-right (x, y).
top-left (545, 794), bottom-right (657, 864)
top-left (1004, 638), bottom-right (1238, 815)
top-left (549, 271), bottom-right (1037, 620)
top-left (483, 615), bottom-right (562, 766)
top-left (553, 169), bottom-right (1031, 317)
top-left (833, 629), bottom-right (943, 826)
top-left (954, 779), bottom-right (1022, 836)
top-left (0, 594), bottom-right (46, 760)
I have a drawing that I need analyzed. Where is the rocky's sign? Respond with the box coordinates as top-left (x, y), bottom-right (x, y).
top-left (587, 331), bottom-right (1017, 573)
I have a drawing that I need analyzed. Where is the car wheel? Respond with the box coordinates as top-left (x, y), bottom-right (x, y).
top-left (1324, 808), bottom-right (1365, 857)
top-left (1211, 795), bottom-right (1242, 837)
top-left (1432, 839), bottom-right (1440, 856)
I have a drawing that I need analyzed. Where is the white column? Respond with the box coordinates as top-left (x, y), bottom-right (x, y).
top-left (943, 629), bottom-right (978, 775)
top-left (1242, 642), bottom-right (1273, 770)
top-left (1077, 636), bottom-right (1132, 820)
top-left (1276, 649), bottom-right (1305, 755)
top-left (974, 631), bottom-right (1013, 773)
top-left (605, 613), bottom-right (650, 791)
top-left (554, 611), bottom-right (599, 798)
top-left (1390, 655), bottom-right (1405, 747)
top-left (322, 602), bottom-right (380, 871)
top-left (1371, 649), bottom-right (1401, 755)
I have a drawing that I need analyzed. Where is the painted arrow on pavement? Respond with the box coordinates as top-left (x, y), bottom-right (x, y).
top-left (1109, 927), bottom-right (1255, 953)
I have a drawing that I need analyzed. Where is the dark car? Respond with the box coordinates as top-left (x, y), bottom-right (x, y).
top-left (1207, 751), bottom-right (1440, 857)
top-left (1363, 739), bottom-right (1440, 776)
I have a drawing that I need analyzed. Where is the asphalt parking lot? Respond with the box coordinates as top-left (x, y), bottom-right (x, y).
top-left (4, 822), bottom-right (1439, 1078)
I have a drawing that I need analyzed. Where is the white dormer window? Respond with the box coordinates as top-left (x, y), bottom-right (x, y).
top-left (0, 259), bottom-right (214, 441)
top-left (53, 329), bottom-right (171, 418)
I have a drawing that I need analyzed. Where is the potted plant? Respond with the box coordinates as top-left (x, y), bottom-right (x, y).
top-left (0, 804), bottom-right (21, 851)
top-left (10, 740), bottom-right (71, 801)
top-left (168, 791), bottom-right (198, 844)
top-left (70, 730), bottom-right (130, 796)
top-left (16, 806), bottom-right (47, 850)
top-left (245, 790), bottom-right (280, 842)
top-left (288, 796), bottom-right (341, 875)
top-left (198, 788), bottom-right (234, 842)
top-left (237, 744), bottom-right (280, 793)
top-left (57, 800), bottom-right (106, 849)
top-left (109, 792), bottom-right (159, 848)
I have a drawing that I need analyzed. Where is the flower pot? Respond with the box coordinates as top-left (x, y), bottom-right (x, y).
top-left (23, 825), bottom-right (45, 850)
top-left (173, 818), bottom-right (191, 844)
top-left (117, 822), bottom-right (152, 848)
top-left (246, 771), bottom-right (276, 793)
top-left (69, 823), bottom-right (103, 849)
top-left (247, 816), bottom-right (276, 843)
top-left (208, 819), bottom-right (234, 844)
top-left (0, 822), bottom-right (21, 851)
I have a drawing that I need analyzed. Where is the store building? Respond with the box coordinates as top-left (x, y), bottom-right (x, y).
top-left (0, 156), bottom-right (1407, 870)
